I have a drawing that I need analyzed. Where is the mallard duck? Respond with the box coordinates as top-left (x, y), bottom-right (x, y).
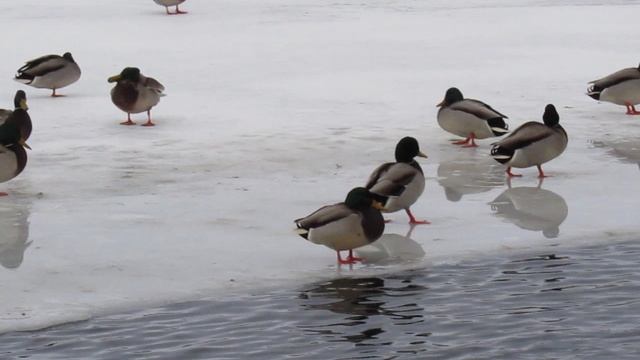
top-left (0, 109), bottom-right (31, 196)
top-left (153, 0), bottom-right (187, 14)
top-left (108, 67), bottom-right (165, 126)
top-left (587, 63), bottom-right (640, 115)
top-left (491, 104), bottom-right (567, 178)
top-left (295, 187), bottom-right (385, 264)
top-left (365, 136), bottom-right (429, 224)
top-left (0, 91), bottom-right (32, 142)
top-left (14, 52), bottom-right (81, 97)
top-left (436, 87), bottom-right (509, 147)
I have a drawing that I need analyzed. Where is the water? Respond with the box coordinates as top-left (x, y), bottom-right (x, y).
top-left (2, 240), bottom-right (640, 359)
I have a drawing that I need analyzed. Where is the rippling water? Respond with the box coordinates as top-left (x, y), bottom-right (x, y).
top-left (2, 241), bottom-right (640, 359)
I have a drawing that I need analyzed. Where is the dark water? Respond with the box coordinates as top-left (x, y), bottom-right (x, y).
top-left (2, 241), bottom-right (640, 360)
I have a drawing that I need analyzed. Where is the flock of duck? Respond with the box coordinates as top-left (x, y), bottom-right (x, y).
top-left (295, 64), bottom-right (640, 264)
top-left (0, 0), bottom-right (638, 264)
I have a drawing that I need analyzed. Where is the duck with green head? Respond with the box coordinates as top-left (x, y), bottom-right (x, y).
top-left (0, 101), bottom-right (32, 196)
top-left (0, 91), bottom-right (32, 142)
top-left (365, 137), bottom-right (430, 224)
top-left (108, 67), bottom-right (165, 126)
top-left (491, 104), bottom-right (567, 178)
top-left (295, 187), bottom-right (386, 265)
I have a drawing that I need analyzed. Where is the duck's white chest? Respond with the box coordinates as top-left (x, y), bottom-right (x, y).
top-left (0, 148), bottom-right (18, 183)
top-left (307, 214), bottom-right (369, 251)
top-left (383, 172), bottom-right (425, 213)
top-left (437, 108), bottom-right (494, 139)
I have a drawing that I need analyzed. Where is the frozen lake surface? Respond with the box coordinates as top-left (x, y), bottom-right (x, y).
top-left (2, 240), bottom-right (640, 359)
top-left (1, 0), bottom-right (640, 334)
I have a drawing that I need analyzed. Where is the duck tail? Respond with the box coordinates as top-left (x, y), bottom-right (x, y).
top-left (587, 84), bottom-right (601, 100)
top-left (490, 144), bottom-right (513, 164)
top-left (294, 223), bottom-right (309, 239)
top-left (487, 117), bottom-right (509, 136)
top-left (14, 72), bottom-right (34, 85)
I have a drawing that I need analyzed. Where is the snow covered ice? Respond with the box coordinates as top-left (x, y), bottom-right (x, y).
top-left (1, 0), bottom-right (640, 333)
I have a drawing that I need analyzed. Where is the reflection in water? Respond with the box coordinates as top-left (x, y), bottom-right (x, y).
top-left (0, 200), bottom-right (31, 269)
top-left (299, 276), bottom-right (426, 347)
top-left (355, 225), bottom-right (425, 264)
top-left (591, 138), bottom-right (640, 168)
top-left (437, 157), bottom-right (505, 201)
top-left (489, 182), bottom-right (568, 238)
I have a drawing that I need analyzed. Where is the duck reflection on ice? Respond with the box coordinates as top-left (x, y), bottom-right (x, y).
top-left (591, 138), bottom-right (640, 168)
top-left (437, 157), bottom-right (505, 202)
top-left (0, 200), bottom-right (31, 269)
top-left (489, 180), bottom-right (568, 238)
top-left (299, 276), bottom-right (425, 344)
top-left (355, 225), bottom-right (425, 264)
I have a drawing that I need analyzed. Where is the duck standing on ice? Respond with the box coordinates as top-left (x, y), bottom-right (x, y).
top-left (436, 87), bottom-right (509, 147)
top-left (587, 63), bottom-right (640, 115)
top-left (365, 137), bottom-right (429, 224)
top-left (14, 52), bottom-right (81, 97)
top-left (295, 187), bottom-right (385, 265)
top-left (491, 104), bottom-right (567, 178)
top-left (0, 94), bottom-right (32, 196)
top-left (153, 0), bottom-right (188, 14)
top-left (108, 67), bottom-right (165, 126)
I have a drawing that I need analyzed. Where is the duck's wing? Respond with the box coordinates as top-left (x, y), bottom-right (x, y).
top-left (589, 67), bottom-right (640, 90)
top-left (295, 203), bottom-right (353, 231)
top-left (449, 99), bottom-right (508, 120)
top-left (143, 76), bottom-right (165, 94)
top-left (492, 122), bottom-right (553, 151)
top-left (16, 55), bottom-right (66, 78)
top-left (367, 163), bottom-right (417, 197)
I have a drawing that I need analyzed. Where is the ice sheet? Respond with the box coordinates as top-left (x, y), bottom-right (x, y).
top-left (1, 0), bottom-right (640, 333)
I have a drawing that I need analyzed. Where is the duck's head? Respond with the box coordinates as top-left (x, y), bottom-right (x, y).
top-left (13, 90), bottom-right (27, 111)
top-left (63, 52), bottom-right (75, 62)
top-left (437, 87), bottom-right (464, 107)
top-left (345, 187), bottom-right (385, 211)
top-left (395, 136), bottom-right (428, 163)
top-left (108, 67), bottom-right (141, 83)
top-left (542, 104), bottom-right (559, 127)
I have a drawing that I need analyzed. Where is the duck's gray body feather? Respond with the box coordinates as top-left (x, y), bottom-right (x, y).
top-left (295, 204), bottom-right (384, 251)
top-left (438, 99), bottom-right (508, 139)
top-left (491, 122), bottom-right (567, 168)
top-left (0, 144), bottom-right (27, 183)
top-left (154, 0), bottom-right (185, 6)
top-left (111, 75), bottom-right (164, 114)
top-left (588, 67), bottom-right (640, 105)
top-left (15, 55), bottom-right (81, 90)
top-left (366, 162), bottom-right (425, 213)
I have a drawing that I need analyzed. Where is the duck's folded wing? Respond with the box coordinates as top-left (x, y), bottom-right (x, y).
top-left (450, 99), bottom-right (508, 119)
top-left (17, 55), bottom-right (65, 77)
top-left (365, 163), bottom-right (393, 189)
top-left (589, 67), bottom-right (640, 90)
top-left (493, 122), bottom-right (553, 150)
top-left (144, 77), bottom-right (165, 93)
top-left (295, 204), bottom-right (353, 230)
top-left (368, 164), bottom-right (417, 197)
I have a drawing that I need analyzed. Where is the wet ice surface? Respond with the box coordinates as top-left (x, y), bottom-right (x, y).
top-left (2, 0), bottom-right (640, 333)
top-left (2, 240), bottom-right (640, 359)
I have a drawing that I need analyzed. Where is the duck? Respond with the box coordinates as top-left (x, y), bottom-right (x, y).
top-left (490, 104), bottom-right (567, 178)
top-left (153, 0), bottom-right (187, 14)
top-left (436, 87), bottom-right (509, 147)
top-left (14, 52), bottom-right (81, 97)
top-left (295, 187), bottom-right (385, 264)
top-left (108, 67), bottom-right (165, 126)
top-left (0, 108), bottom-right (32, 196)
top-left (0, 91), bottom-right (32, 142)
top-left (587, 63), bottom-right (640, 115)
top-left (365, 136), bottom-right (429, 224)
